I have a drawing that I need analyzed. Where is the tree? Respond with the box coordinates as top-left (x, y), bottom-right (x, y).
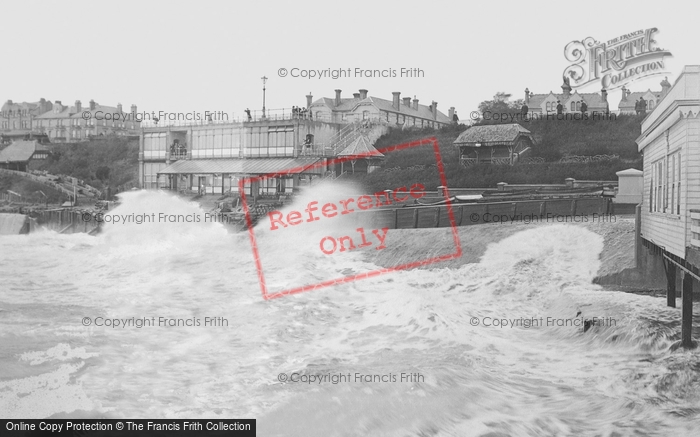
top-left (477, 92), bottom-right (526, 125)
top-left (95, 166), bottom-right (110, 181)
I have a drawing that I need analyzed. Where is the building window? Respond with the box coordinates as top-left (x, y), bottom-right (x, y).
top-left (648, 100), bottom-right (655, 110)
top-left (653, 160), bottom-right (664, 213)
top-left (362, 110), bottom-right (370, 120)
top-left (667, 152), bottom-right (681, 215)
top-left (570, 102), bottom-right (576, 111)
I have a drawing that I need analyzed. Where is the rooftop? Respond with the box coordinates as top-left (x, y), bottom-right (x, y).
top-left (454, 123), bottom-right (534, 147)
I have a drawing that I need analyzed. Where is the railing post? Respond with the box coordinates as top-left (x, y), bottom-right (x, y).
top-left (458, 205), bottom-right (464, 226)
top-left (666, 261), bottom-right (676, 308)
top-left (413, 208), bottom-right (419, 228)
top-left (394, 209), bottom-right (399, 229)
top-left (681, 271), bottom-right (695, 349)
top-left (434, 207), bottom-right (441, 227)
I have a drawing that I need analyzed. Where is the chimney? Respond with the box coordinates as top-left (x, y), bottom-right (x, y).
top-left (89, 99), bottom-right (96, 110)
top-left (620, 86), bottom-right (627, 102)
top-left (448, 107), bottom-right (455, 120)
top-left (412, 98), bottom-right (419, 110)
top-left (117, 103), bottom-right (122, 113)
top-left (334, 89), bottom-right (342, 107)
top-left (601, 88), bottom-right (608, 103)
top-left (55, 100), bottom-right (62, 106)
top-left (403, 97), bottom-right (411, 107)
top-left (75, 100), bottom-right (82, 112)
top-left (524, 88), bottom-right (530, 105)
top-left (562, 77), bottom-right (572, 98)
top-left (392, 92), bottom-right (400, 110)
top-left (306, 93), bottom-right (313, 109)
top-left (431, 101), bottom-right (438, 120)
top-left (359, 89), bottom-right (368, 99)
top-left (660, 76), bottom-right (672, 99)
top-left (353, 93), bottom-right (360, 99)
top-left (131, 104), bottom-right (137, 114)
top-left (6, 99), bottom-right (12, 105)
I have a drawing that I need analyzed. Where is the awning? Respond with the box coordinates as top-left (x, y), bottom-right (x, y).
top-left (157, 157), bottom-right (324, 176)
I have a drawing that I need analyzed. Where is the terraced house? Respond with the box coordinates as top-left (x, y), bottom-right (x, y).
top-left (308, 89), bottom-right (453, 128)
top-left (1, 98), bottom-right (140, 143)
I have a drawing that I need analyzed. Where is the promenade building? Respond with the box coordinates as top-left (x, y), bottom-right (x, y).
top-left (140, 89), bottom-right (454, 195)
top-left (636, 65), bottom-right (700, 348)
top-left (140, 114), bottom-right (388, 194)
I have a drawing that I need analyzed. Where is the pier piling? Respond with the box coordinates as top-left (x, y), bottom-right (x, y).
top-left (682, 272), bottom-right (694, 349)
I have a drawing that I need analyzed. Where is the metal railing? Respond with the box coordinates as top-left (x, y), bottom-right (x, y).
top-left (140, 108), bottom-right (320, 128)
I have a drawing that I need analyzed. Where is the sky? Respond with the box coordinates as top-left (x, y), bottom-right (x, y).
top-left (2, 0), bottom-right (697, 120)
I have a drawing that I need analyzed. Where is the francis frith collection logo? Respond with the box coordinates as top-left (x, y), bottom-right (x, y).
top-left (563, 27), bottom-right (672, 90)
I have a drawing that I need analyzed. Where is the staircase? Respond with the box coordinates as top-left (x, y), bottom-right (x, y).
top-left (321, 120), bottom-right (389, 156)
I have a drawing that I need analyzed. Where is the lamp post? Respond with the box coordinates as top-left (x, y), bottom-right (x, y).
top-left (261, 76), bottom-right (268, 119)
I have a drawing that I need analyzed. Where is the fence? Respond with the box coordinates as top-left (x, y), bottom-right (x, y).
top-left (28, 209), bottom-right (101, 235)
top-left (357, 198), bottom-right (613, 230)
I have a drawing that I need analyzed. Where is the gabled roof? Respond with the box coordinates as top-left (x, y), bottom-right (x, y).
top-left (618, 90), bottom-right (662, 110)
top-left (35, 105), bottom-right (77, 119)
top-left (528, 92), bottom-right (607, 109)
top-left (0, 140), bottom-right (41, 162)
top-left (70, 104), bottom-right (122, 118)
top-left (453, 123), bottom-right (533, 146)
top-left (337, 135), bottom-right (384, 158)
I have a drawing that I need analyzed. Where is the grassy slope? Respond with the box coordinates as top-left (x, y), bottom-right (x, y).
top-left (29, 136), bottom-right (139, 192)
top-left (358, 116), bottom-right (643, 193)
top-left (0, 174), bottom-right (66, 204)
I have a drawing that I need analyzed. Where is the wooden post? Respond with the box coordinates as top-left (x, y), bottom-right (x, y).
top-left (665, 261), bottom-right (676, 308)
top-left (540, 201), bottom-right (546, 217)
top-left (394, 209), bottom-right (399, 229)
top-left (635, 204), bottom-right (642, 269)
top-left (571, 199), bottom-right (577, 215)
top-left (681, 271), bottom-right (694, 349)
top-left (458, 205), bottom-right (464, 226)
top-left (434, 207), bottom-right (441, 227)
top-left (413, 208), bottom-right (419, 229)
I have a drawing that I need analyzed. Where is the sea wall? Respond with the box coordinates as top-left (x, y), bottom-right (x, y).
top-left (365, 216), bottom-right (642, 287)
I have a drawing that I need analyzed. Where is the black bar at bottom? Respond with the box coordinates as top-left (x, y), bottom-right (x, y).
top-left (1, 419), bottom-right (255, 436)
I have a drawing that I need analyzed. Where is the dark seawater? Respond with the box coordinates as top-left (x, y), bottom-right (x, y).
top-left (1, 189), bottom-right (699, 436)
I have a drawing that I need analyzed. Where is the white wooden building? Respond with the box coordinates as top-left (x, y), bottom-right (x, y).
top-left (637, 65), bottom-right (700, 349)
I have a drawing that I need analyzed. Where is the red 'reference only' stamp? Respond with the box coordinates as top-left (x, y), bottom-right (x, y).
top-left (239, 137), bottom-right (462, 300)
